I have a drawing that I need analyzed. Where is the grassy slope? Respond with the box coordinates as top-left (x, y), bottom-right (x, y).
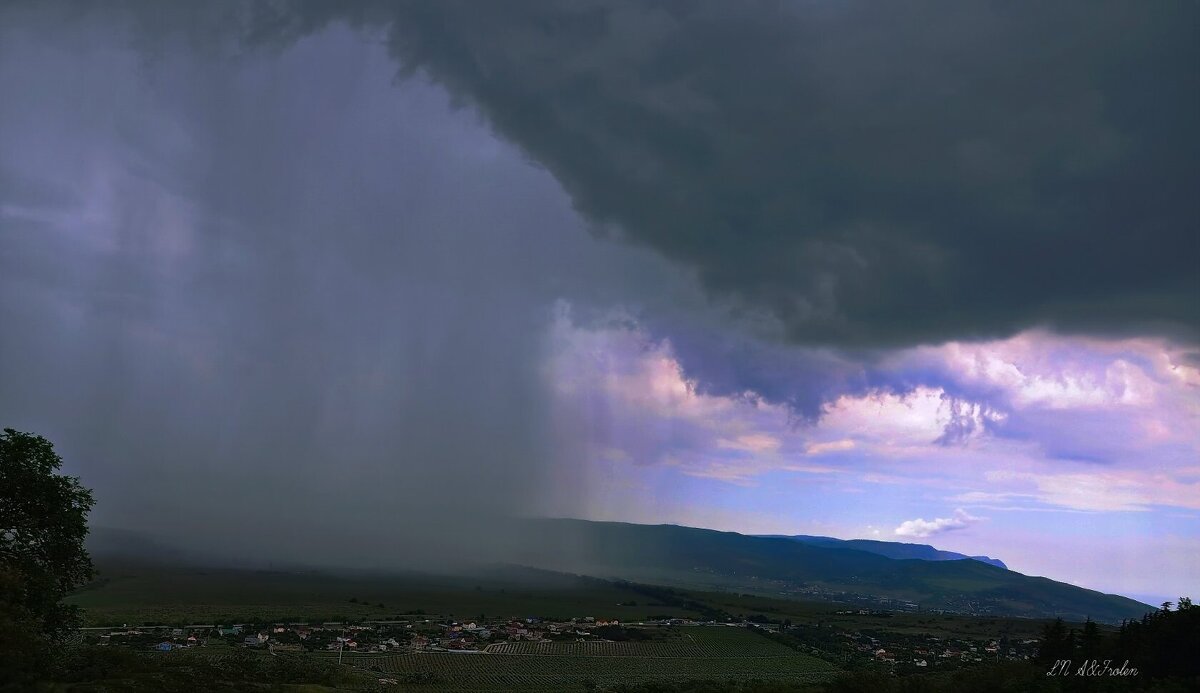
top-left (328, 627), bottom-right (837, 691)
top-left (514, 519), bottom-right (1153, 623)
top-left (68, 559), bottom-right (698, 626)
top-left (71, 556), bottom-right (1081, 641)
top-left (75, 518), bottom-right (1154, 625)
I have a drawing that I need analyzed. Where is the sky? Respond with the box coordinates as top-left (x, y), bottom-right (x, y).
top-left (0, 1), bottom-right (1197, 604)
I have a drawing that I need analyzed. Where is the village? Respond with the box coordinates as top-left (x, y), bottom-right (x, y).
top-left (82, 607), bottom-right (1042, 676)
top-left (777, 615), bottom-right (1043, 673)
top-left (839, 629), bottom-right (1040, 671)
top-left (85, 614), bottom-right (717, 655)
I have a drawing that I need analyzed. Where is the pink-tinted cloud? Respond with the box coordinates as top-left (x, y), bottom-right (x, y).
top-left (547, 306), bottom-right (1200, 517)
top-left (805, 439), bottom-right (855, 455)
top-left (982, 469), bottom-right (1200, 512)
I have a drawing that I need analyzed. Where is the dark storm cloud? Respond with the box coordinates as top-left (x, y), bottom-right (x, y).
top-left (54, 0), bottom-right (1193, 416)
top-left (352, 0), bottom-right (1198, 431)
top-left (31, 0), bottom-right (1196, 350)
top-left (640, 316), bottom-right (1007, 425)
top-left (354, 0), bottom-right (1198, 348)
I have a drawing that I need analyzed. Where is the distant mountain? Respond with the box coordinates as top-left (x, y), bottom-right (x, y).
top-left (86, 521), bottom-right (1152, 624)
top-left (513, 519), bottom-right (1152, 624)
top-left (759, 534), bottom-right (1008, 569)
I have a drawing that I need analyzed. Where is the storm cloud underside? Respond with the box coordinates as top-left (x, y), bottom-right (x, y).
top-left (311, 0), bottom-right (1199, 347)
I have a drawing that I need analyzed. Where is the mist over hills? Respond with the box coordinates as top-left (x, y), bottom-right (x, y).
top-left (88, 519), bottom-right (1151, 625)
top-left (759, 534), bottom-right (1008, 570)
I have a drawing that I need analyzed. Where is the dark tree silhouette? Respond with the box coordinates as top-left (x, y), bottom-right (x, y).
top-left (1, 428), bottom-right (95, 681)
top-left (1115, 597), bottom-right (1200, 680)
top-left (1035, 617), bottom-right (1072, 667)
top-left (1078, 617), bottom-right (1101, 661)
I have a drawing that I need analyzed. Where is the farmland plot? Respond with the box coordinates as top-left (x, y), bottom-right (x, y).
top-left (333, 628), bottom-right (838, 691)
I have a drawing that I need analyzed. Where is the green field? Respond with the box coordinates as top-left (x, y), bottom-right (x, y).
top-left (67, 559), bottom-right (696, 626)
top-left (485, 626), bottom-right (793, 657)
top-left (692, 592), bottom-right (1057, 640)
top-left (68, 557), bottom-right (1060, 642)
top-left (61, 559), bottom-right (1091, 691)
top-left (305, 627), bottom-right (837, 691)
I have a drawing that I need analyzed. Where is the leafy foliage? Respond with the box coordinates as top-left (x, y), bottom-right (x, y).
top-left (0, 428), bottom-right (95, 682)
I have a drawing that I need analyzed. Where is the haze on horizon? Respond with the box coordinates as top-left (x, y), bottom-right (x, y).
top-left (0, 1), bottom-right (1196, 606)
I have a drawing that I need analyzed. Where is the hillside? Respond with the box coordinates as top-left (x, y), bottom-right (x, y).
top-left (83, 521), bottom-right (1153, 624)
top-left (514, 519), bottom-right (1151, 624)
top-left (761, 534), bottom-right (1008, 569)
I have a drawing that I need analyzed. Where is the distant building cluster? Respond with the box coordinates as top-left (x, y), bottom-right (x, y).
top-left (82, 614), bottom-right (717, 654)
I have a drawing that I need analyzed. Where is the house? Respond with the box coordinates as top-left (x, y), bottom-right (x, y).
top-left (243, 636), bottom-right (262, 647)
top-left (272, 643), bottom-right (302, 652)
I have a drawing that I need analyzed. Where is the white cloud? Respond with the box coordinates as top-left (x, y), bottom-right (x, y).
top-left (894, 508), bottom-right (981, 538)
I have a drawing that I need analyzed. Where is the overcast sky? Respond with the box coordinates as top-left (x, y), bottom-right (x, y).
top-left (1, 1), bottom-right (1196, 603)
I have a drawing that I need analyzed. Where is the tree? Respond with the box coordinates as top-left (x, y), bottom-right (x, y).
top-left (1, 428), bottom-right (95, 680)
top-left (1078, 617), bottom-right (1101, 660)
top-left (1116, 594), bottom-right (1200, 680)
top-left (1035, 617), bottom-right (1072, 666)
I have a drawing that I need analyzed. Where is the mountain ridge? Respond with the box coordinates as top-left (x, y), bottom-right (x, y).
top-left (758, 534), bottom-right (1008, 569)
top-left (511, 518), bottom-right (1151, 624)
top-left (85, 520), bottom-right (1154, 624)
